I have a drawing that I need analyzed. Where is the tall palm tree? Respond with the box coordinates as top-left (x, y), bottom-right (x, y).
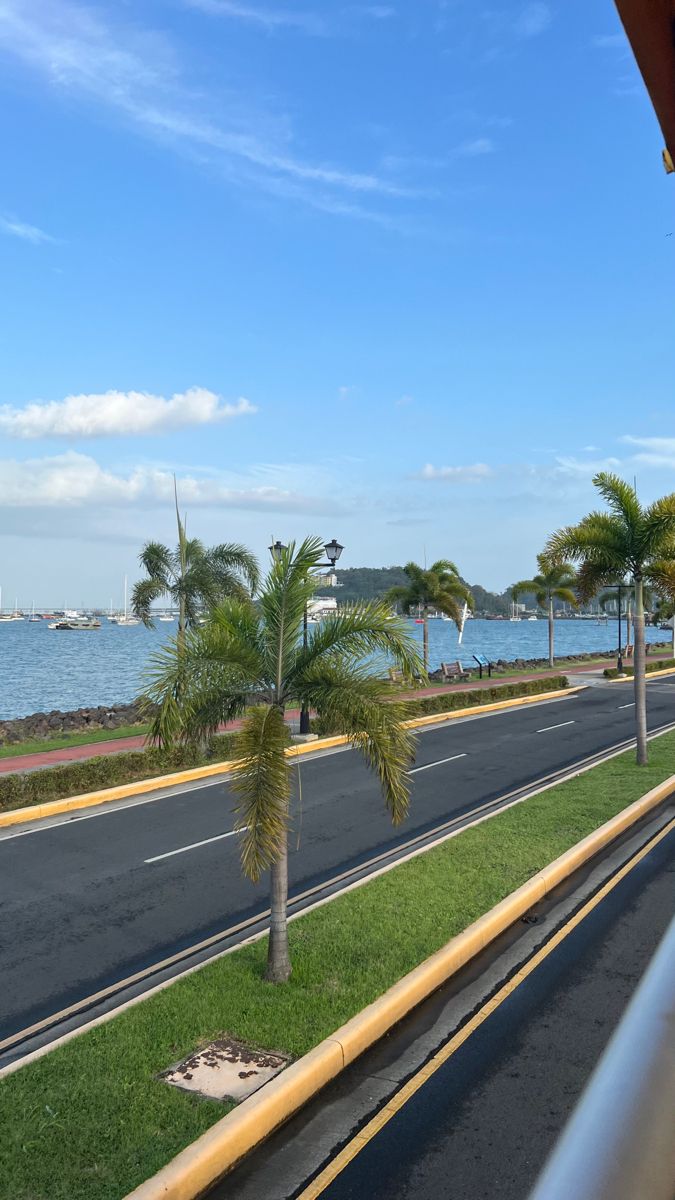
top-left (386, 561), bottom-right (473, 674)
top-left (545, 472), bottom-right (675, 766)
top-left (144, 537), bottom-right (423, 983)
top-left (132, 483), bottom-right (259, 644)
top-left (512, 556), bottom-right (577, 669)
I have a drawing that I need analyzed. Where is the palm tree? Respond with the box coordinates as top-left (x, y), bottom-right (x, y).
top-left (132, 482), bottom-right (259, 644)
top-left (385, 561), bottom-right (473, 674)
top-left (512, 556), bottom-right (577, 669)
top-left (545, 472), bottom-right (675, 766)
top-left (144, 537), bottom-right (423, 983)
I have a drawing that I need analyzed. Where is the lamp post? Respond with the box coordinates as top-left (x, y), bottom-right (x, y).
top-left (268, 537), bottom-right (344, 735)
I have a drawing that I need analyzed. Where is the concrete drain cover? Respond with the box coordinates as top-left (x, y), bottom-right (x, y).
top-left (160, 1038), bottom-right (290, 1103)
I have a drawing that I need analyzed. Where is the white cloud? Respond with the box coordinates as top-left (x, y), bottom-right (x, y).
top-left (419, 463), bottom-right (493, 483)
top-left (515, 3), bottom-right (552, 39)
top-left (455, 137), bottom-right (494, 157)
top-left (0, 0), bottom-right (413, 219)
top-left (0, 213), bottom-right (54, 244)
top-left (0, 452), bottom-right (341, 513)
top-left (0, 387), bottom-right (256, 438)
top-left (620, 436), bottom-right (675, 468)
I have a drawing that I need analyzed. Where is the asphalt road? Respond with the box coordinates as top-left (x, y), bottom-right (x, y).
top-left (280, 816), bottom-right (675, 1200)
top-left (1, 678), bottom-right (674, 1042)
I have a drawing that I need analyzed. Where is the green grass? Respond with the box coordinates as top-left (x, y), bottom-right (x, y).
top-left (0, 724), bottom-right (150, 760)
top-left (2, 730), bottom-right (674, 1200)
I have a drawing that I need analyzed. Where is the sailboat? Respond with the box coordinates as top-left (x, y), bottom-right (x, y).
top-left (509, 601), bottom-right (521, 622)
top-left (28, 601), bottom-right (41, 622)
top-left (116, 576), bottom-right (140, 626)
top-left (0, 587), bottom-right (23, 621)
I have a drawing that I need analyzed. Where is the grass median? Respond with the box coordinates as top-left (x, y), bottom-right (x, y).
top-left (0, 724), bottom-right (150, 760)
top-left (2, 729), bottom-right (674, 1200)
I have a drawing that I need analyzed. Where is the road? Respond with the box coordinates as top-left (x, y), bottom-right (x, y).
top-left (237, 813), bottom-right (673, 1200)
top-left (1, 678), bottom-right (674, 1051)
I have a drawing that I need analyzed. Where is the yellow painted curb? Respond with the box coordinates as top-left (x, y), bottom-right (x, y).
top-left (605, 665), bottom-right (675, 683)
top-left (124, 770), bottom-right (675, 1200)
top-left (0, 686), bottom-right (582, 831)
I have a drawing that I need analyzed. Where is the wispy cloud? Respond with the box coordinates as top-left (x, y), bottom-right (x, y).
top-left (455, 137), bottom-right (494, 158)
top-left (184, 0), bottom-right (395, 35)
top-left (620, 436), bottom-right (675, 468)
top-left (592, 33), bottom-right (627, 50)
top-left (514, 3), bottom-right (552, 39)
top-left (183, 0), bottom-right (327, 35)
top-left (418, 463), bottom-right (493, 483)
top-left (0, 0), bottom-right (414, 221)
top-left (0, 213), bottom-right (54, 244)
top-left (0, 451), bottom-right (343, 514)
top-left (0, 387), bottom-right (256, 439)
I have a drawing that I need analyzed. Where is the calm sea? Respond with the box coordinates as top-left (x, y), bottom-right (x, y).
top-left (0, 617), bottom-right (667, 720)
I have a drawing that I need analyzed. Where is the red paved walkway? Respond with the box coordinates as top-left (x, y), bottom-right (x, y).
top-left (1, 654), bottom-right (669, 776)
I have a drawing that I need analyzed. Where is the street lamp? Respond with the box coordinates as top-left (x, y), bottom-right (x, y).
top-left (269, 540), bottom-right (287, 562)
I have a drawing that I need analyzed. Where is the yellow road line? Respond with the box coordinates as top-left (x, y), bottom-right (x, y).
top-left (297, 815), bottom-right (675, 1200)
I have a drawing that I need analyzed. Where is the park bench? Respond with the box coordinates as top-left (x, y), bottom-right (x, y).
top-left (472, 653), bottom-right (494, 680)
top-left (440, 660), bottom-right (471, 682)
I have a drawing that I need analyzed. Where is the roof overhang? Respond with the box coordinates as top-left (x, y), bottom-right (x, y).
top-left (614, 0), bottom-right (675, 171)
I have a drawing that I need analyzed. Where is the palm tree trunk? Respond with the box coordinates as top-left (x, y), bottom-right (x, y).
top-left (548, 597), bottom-right (554, 669)
top-left (422, 604), bottom-right (429, 674)
top-left (265, 826), bottom-right (291, 982)
top-left (633, 578), bottom-right (648, 767)
top-left (626, 599), bottom-right (632, 654)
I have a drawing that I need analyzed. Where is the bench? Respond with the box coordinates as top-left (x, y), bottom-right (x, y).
top-left (440, 660), bottom-right (471, 682)
top-left (472, 653), bottom-right (493, 680)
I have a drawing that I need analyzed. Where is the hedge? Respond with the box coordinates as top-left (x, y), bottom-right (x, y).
top-left (0, 733), bottom-right (238, 814)
top-left (312, 674), bottom-right (570, 735)
top-left (603, 658), bottom-right (675, 680)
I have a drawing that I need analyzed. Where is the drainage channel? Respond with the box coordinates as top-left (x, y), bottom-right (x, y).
top-left (3, 721), bottom-right (674, 1074)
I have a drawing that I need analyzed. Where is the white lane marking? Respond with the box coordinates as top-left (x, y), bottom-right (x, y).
top-left (618, 703), bottom-right (635, 710)
top-left (145, 828), bottom-right (242, 864)
top-left (409, 753), bottom-right (467, 775)
top-left (536, 720), bottom-right (576, 734)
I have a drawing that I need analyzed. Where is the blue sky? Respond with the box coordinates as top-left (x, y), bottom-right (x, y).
top-left (0, 0), bottom-right (673, 605)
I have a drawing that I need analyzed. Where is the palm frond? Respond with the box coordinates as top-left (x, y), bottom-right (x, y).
top-left (138, 542), bottom-right (174, 587)
top-left (230, 705), bottom-right (292, 882)
top-left (207, 543), bottom-right (260, 596)
top-left (131, 577), bottom-right (166, 627)
top-left (551, 586), bottom-right (578, 606)
top-left (259, 537), bottom-right (324, 695)
top-left (592, 472), bottom-right (641, 528)
top-left (295, 601), bottom-right (424, 685)
top-left (429, 559), bottom-right (460, 577)
top-left (297, 662), bottom-right (415, 825)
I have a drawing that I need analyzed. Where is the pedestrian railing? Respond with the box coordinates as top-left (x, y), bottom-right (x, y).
top-left (528, 913), bottom-right (675, 1200)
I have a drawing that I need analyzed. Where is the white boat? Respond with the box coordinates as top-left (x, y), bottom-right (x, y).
top-left (0, 588), bottom-right (23, 621)
top-left (28, 601), bottom-right (40, 622)
top-left (49, 616), bottom-right (101, 630)
top-left (526, 615), bottom-right (538, 621)
top-left (116, 576), bottom-right (140, 626)
top-left (509, 601), bottom-right (521, 623)
top-left (159, 614), bottom-right (174, 622)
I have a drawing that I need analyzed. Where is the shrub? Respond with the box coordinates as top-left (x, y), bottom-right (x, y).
top-left (603, 659), bottom-right (675, 680)
top-left (0, 734), bottom-right (238, 813)
top-left (312, 675), bottom-right (570, 736)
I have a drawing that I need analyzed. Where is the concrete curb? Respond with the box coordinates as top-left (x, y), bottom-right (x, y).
top-left (605, 665), bottom-right (675, 683)
top-left (125, 771), bottom-right (675, 1200)
top-left (0, 686), bottom-right (582, 830)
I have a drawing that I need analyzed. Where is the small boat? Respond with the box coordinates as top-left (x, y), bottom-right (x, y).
top-left (509, 601), bottom-right (521, 623)
top-left (115, 576), bottom-right (140, 626)
top-left (28, 601), bottom-right (41, 622)
top-left (0, 587), bottom-right (23, 621)
top-left (159, 614), bottom-right (174, 622)
top-left (526, 615), bottom-right (537, 622)
top-left (49, 616), bottom-right (101, 630)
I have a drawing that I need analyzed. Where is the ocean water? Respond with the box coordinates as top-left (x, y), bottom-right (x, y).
top-left (0, 617), bottom-right (667, 721)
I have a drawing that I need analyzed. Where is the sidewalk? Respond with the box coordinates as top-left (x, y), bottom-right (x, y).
top-left (0, 655), bottom-right (660, 776)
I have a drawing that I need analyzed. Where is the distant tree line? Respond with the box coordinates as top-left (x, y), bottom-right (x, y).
top-left (325, 567), bottom-right (513, 616)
